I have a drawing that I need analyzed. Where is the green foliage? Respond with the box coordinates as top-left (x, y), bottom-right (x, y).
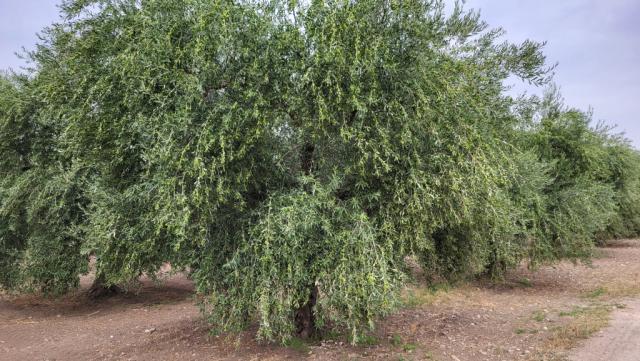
top-left (0, 74), bottom-right (88, 295)
top-left (1, 0), bottom-right (639, 344)
top-left (511, 88), bottom-right (631, 267)
top-left (199, 179), bottom-right (400, 343)
top-left (599, 140), bottom-right (640, 239)
top-left (283, 337), bottom-right (311, 353)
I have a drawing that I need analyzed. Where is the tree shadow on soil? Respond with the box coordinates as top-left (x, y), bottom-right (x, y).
top-left (0, 273), bottom-right (194, 320)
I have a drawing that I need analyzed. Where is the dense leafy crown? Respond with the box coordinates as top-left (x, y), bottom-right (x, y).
top-left (1, 0), bottom-right (639, 342)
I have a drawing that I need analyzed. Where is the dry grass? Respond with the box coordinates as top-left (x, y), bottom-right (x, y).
top-left (526, 255), bottom-right (640, 361)
top-left (531, 304), bottom-right (616, 361)
top-left (577, 280), bottom-right (640, 303)
top-left (400, 283), bottom-right (452, 308)
top-left (598, 282), bottom-right (640, 299)
top-left (550, 305), bottom-right (612, 345)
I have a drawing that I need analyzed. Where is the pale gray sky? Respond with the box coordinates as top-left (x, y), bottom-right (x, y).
top-left (463, 0), bottom-right (640, 148)
top-left (1, 1), bottom-right (638, 147)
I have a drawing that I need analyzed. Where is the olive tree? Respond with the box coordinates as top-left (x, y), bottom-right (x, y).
top-left (14, 0), bottom-right (634, 343)
top-left (0, 72), bottom-right (88, 295)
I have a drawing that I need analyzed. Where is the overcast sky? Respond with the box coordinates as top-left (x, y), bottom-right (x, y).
top-left (463, 0), bottom-right (640, 148)
top-left (1, 1), bottom-right (638, 147)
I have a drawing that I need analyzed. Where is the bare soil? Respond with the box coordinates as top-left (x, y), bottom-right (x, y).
top-left (1, 239), bottom-right (639, 361)
top-left (568, 298), bottom-right (640, 361)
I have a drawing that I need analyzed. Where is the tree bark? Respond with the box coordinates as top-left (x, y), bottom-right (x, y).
top-left (295, 285), bottom-right (318, 338)
top-left (300, 142), bottom-right (315, 176)
top-left (294, 142), bottom-right (318, 338)
top-left (87, 273), bottom-right (121, 299)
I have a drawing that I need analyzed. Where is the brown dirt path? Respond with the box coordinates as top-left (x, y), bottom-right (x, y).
top-left (1, 239), bottom-right (639, 361)
top-left (568, 298), bottom-right (640, 361)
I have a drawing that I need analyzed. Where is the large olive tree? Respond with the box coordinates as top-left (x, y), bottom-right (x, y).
top-left (15, 0), bottom-right (640, 343)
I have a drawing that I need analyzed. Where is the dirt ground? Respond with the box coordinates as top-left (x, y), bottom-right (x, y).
top-left (1, 239), bottom-right (639, 361)
top-left (567, 298), bottom-right (640, 361)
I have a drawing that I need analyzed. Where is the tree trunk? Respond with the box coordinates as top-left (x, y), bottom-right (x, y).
top-left (295, 285), bottom-right (318, 338)
top-left (294, 142), bottom-right (318, 338)
top-left (87, 273), bottom-right (121, 299)
top-left (300, 142), bottom-right (315, 176)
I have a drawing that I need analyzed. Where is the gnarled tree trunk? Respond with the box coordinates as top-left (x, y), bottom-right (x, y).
top-left (87, 273), bottom-right (121, 299)
top-left (294, 142), bottom-right (319, 338)
top-left (295, 284), bottom-right (318, 338)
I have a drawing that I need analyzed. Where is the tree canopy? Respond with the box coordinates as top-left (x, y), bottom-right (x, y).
top-left (1, 0), bottom-right (639, 343)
